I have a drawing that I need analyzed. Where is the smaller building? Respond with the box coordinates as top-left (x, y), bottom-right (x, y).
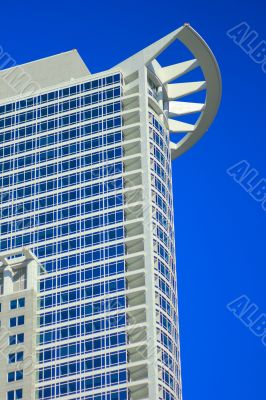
top-left (0, 248), bottom-right (39, 400)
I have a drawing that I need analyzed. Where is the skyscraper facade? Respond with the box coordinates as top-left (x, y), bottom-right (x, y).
top-left (0, 24), bottom-right (221, 400)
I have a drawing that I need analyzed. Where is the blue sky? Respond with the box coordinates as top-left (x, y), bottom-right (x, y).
top-left (0, 0), bottom-right (265, 399)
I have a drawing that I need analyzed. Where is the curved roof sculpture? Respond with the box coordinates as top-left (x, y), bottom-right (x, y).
top-left (112, 24), bottom-right (222, 159)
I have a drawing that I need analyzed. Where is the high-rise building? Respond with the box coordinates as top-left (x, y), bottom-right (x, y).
top-left (0, 24), bottom-right (221, 400)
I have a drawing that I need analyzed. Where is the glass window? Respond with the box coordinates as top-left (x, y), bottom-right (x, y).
top-left (7, 371), bottom-right (15, 382)
top-left (9, 316), bottom-right (24, 327)
top-left (9, 318), bottom-right (16, 328)
top-left (7, 389), bottom-right (22, 400)
top-left (8, 370), bottom-right (23, 382)
top-left (17, 333), bottom-right (24, 343)
top-left (8, 351), bottom-right (24, 364)
top-left (10, 297), bottom-right (25, 310)
top-left (9, 333), bottom-right (24, 346)
top-left (8, 353), bottom-right (15, 364)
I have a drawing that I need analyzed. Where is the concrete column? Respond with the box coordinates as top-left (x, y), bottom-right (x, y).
top-left (157, 85), bottom-right (164, 110)
top-left (3, 266), bottom-right (13, 295)
top-left (138, 66), bottom-right (159, 399)
top-left (27, 260), bottom-right (38, 291)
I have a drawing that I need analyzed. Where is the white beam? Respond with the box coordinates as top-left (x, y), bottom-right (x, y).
top-left (167, 81), bottom-right (206, 100)
top-left (168, 119), bottom-right (195, 132)
top-left (169, 101), bottom-right (205, 116)
top-left (160, 59), bottom-right (198, 83)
